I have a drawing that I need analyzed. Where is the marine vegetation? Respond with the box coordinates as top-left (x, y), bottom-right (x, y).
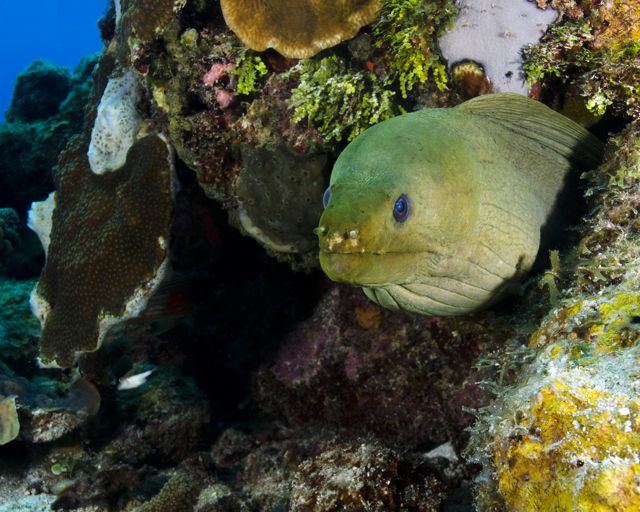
top-left (289, 56), bottom-right (397, 143)
top-left (289, 0), bottom-right (456, 142)
top-left (231, 53), bottom-right (268, 96)
top-left (523, 0), bottom-right (640, 118)
top-left (317, 93), bottom-right (603, 315)
top-left (373, 0), bottom-right (454, 98)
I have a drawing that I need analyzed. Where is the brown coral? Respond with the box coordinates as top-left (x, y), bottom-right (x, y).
top-left (220, 0), bottom-right (382, 58)
top-left (31, 134), bottom-right (174, 367)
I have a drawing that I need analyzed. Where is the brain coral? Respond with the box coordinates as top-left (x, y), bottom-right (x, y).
top-left (220, 0), bottom-right (381, 58)
top-left (31, 134), bottom-right (174, 368)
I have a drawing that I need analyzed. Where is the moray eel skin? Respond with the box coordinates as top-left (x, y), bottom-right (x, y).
top-left (317, 93), bottom-right (604, 316)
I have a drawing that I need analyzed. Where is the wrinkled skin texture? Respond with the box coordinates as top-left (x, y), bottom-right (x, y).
top-left (318, 93), bottom-right (604, 316)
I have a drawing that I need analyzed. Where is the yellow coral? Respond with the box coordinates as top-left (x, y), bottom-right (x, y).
top-left (496, 378), bottom-right (640, 511)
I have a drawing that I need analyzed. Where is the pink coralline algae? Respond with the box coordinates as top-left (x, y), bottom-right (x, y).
top-left (203, 62), bottom-right (236, 110)
top-left (203, 62), bottom-right (236, 86)
top-left (215, 88), bottom-right (234, 109)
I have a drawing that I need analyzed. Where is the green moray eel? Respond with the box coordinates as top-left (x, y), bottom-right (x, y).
top-left (317, 93), bottom-right (604, 316)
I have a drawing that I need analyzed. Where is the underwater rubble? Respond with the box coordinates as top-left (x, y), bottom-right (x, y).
top-left (0, 0), bottom-right (638, 510)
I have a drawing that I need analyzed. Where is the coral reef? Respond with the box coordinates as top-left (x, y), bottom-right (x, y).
top-left (220, 0), bottom-right (382, 58)
top-left (0, 207), bottom-right (44, 280)
top-left (290, 442), bottom-right (447, 511)
top-left (31, 133), bottom-right (175, 368)
top-left (0, 209), bottom-right (21, 271)
top-left (6, 376), bottom-right (100, 443)
top-left (257, 283), bottom-right (499, 448)
top-left (119, 0), bottom-right (183, 45)
top-left (0, 57), bottom-right (98, 214)
top-left (5, 61), bottom-right (73, 124)
top-left (112, 366), bottom-right (211, 464)
top-left (0, 279), bottom-right (40, 371)
top-left (2, 0), bottom-right (639, 510)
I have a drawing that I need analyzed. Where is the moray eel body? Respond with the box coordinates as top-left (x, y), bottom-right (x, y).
top-left (317, 93), bottom-right (604, 316)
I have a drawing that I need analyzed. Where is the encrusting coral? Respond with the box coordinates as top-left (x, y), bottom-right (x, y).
top-left (30, 134), bottom-right (175, 368)
top-left (220, 0), bottom-right (382, 58)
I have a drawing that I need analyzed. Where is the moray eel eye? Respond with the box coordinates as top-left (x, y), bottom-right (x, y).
top-left (393, 194), bottom-right (410, 222)
top-left (322, 186), bottom-right (331, 208)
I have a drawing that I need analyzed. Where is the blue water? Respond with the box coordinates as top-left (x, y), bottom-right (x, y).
top-left (0, 0), bottom-right (106, 121)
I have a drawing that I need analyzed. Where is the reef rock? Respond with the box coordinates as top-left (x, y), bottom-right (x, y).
top-left (0, 375), bottom-right (100, 444)
top-left (257, 282), bottom-right (498, 449)
top-left (290, 442), bottom-right (447, 511)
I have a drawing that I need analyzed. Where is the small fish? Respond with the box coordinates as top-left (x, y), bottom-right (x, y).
top-left (118, 369), bottom-right (154, 391)
top-left (317, 93), bottom-right (604, 316)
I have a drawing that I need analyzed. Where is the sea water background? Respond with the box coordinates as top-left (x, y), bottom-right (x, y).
top-left (0, 0), bottom-right (105, 121)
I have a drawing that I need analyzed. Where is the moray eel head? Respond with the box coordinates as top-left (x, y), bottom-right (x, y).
top-left (315, 112), bottom-right (481, 315)
top-left (317, 160), bottom-right (476, 288)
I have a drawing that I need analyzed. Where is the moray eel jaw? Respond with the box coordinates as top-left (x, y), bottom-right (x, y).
top-left (318, 250), bottom-right (428, 287)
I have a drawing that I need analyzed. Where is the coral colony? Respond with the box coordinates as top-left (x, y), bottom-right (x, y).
top-left (0, 0), bottom-right (637, 509)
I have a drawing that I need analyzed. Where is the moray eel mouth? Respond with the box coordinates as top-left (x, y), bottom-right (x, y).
top-left (319, 249), bottom-right (427, 287)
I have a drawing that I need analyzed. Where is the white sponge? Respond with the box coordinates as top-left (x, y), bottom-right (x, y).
top-left (27, 191), bottom-right (56, 258)
top-left (439, 0), bottom-right (558, 94)
top-left (87, 70), bottom-right (142, 174)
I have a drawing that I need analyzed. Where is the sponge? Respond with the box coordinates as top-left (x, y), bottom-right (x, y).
top-left (87, 70), bottom-right (141, 174)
